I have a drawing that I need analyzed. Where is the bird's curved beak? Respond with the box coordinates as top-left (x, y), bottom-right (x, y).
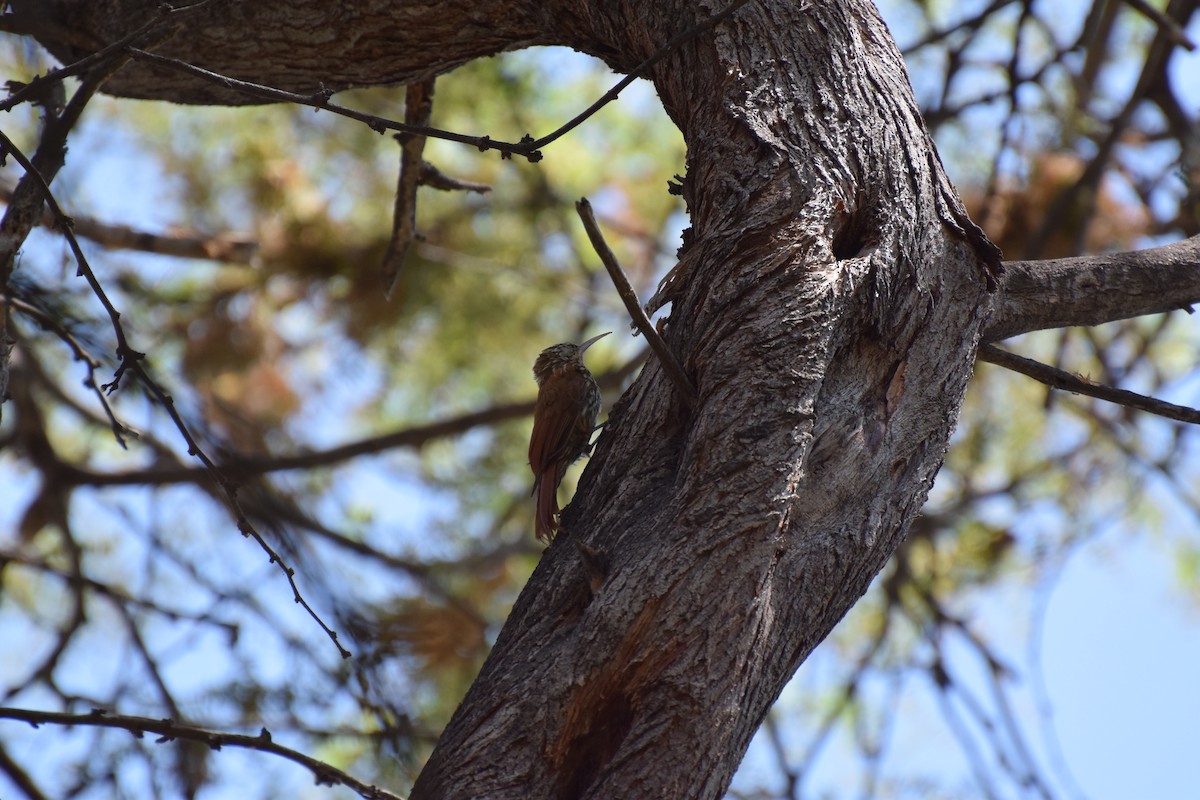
top-left (578, 331), bottom-right (611, 353)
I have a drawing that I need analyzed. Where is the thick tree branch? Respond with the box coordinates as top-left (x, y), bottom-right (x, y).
top-left (984, 235), bottom-right (1200, 341)
top-left (413, 1), bottom-right (1000, 796)
top-left (15, 0), bottom-right (551, 104)
top-left (0, 1), bottom-right (206, 112)
top-left (118, 0), bottom-right (752, 161)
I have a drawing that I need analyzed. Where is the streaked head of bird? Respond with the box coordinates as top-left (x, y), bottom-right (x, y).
top-left (532, 331), bottom-right (610, 385)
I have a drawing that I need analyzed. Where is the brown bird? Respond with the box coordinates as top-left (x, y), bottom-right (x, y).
top-left (528, 331), bottom-right (610, 543)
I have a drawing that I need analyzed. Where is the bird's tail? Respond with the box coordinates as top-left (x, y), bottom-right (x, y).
top-left (534, 469), bottom-right (559, 543)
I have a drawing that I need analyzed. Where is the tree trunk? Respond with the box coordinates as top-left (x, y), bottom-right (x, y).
top-left (17, 1), bottom-right (1002, 797)
top-left (410, 2), bottom-right (1001, 795)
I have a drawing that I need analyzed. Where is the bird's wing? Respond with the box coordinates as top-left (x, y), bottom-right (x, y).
top-left (528, 377), bottom-right (579, 479)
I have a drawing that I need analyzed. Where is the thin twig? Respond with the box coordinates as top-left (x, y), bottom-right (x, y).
top-left (901, 0), bottom-right (1016, 54)
top-left (0, 131), bottom-right (351, 660)
top-left (0, 0), bottom-right (210, 113)
top-left (4, 294), bottom-right (134, 446)
top-left (0, 45), bottom-right (137, 275)
top-left (0, 548), bottom-right (238, 631)
top-left (125, 0), bottom-right (753, 161)
top-left (54, 357), bottom-right (643, 488)
top-left (520, 0), bottom-right (754, 153)
top-left (0, 499), bottom-right (86, 702)
top-left (1, 32), bottom-right (143, 431)
top-left (0, 741), bottom-right (50, 800)
top-left (576, 198), bottom-right (698, 408)
top-left (125, 47), bottom-right (520, 152)
top-left (64, 399), bottom-right (537, 486)
top-left (0, 707), bottom-right (405, 800)
top-left (382, 79), bottom-right (436, 296)
top-left (978, 343), bottom-right (1200, 425)
top-left (417, 162), bottom-right (491, 194)
top-left (1024, 11), bottom-right (1179, 258)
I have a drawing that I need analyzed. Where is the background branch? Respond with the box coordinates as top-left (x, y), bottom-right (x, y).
top-left (0, 707), bottom-right (404, 800)
top-left (0, 130), bottom-right (351, 659)
top-left (0, 181), bottom-right (256, 261)
top-left (51, 359), bottom-right (641, 487)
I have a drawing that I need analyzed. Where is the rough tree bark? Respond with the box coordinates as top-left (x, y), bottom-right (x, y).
top-left (10, 1), bottom-right (1200, 798)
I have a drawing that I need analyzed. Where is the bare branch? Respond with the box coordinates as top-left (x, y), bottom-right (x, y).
top-left (417, 162), bottom-right (491, 194)
top-left (0, 181), bottom-right (257, 261)
top-left (5, 295), bottom-right (135, 445)
top-left (576, 198), bottom-right (697, 408)
top-left (0, 13), bottom-right (180, 275)
top-left (985, 235), bottom-right (1200, 341)
top-left (0, 741), bottom-right (50, 800)
top-left (0, 707), bottom-right (405, 800)
top-left (978, 343), bottom-right (1200, 425)
top-left (0, 17), bottom-right (148, 429)
top-left (0, 447), bottom-right (85, 701)
top-left (62, 399), bottom-right (535, 487)
top-left (122, 0), bottom-right (753, 161)
top-left (1120, 0), bottom-right (1196, 50)
top-left (0, 548), bottom-right (239, 632)
top-left (124, 47), bottom-right (533, 154)
top-left (900, 0), bottom-right (1016, 54)
top-left (56, 358), bottom-right (643, 488)
top-left (520, 0), bottom-right (754, 154)
top-left (0, 132), bottom-right (350, 659)
top-left (382, 79), bottom-right (436, 296)
top-left (1023, 11), bottom-right (1182, 259)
